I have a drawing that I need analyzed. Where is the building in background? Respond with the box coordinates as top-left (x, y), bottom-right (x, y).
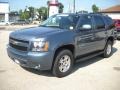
top-left (9, 11), bottom-right (19, 22)
top-left (0, 2), bottom-right (9, 23)
top-left (100, 5), bottom-right (120, 20)
top-left (49, 0), bottom-right (59, 17)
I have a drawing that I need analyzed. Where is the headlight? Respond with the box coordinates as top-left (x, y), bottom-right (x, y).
top-left (31, 41), bottom-right (49, 52)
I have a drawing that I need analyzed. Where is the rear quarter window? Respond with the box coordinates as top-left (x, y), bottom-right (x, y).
top-left (104, 16), bottom-right (115, 29)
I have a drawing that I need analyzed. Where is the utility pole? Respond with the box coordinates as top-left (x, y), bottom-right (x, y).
top-left (73, 0), bottom-right (75, 13)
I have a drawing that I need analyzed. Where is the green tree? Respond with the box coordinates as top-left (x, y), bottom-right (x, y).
top-left (19, 9), bottom-right (30, 20)
top-left (19, 10), bottom-right (24, 19)
top-left (37, 7), bottom-right (48, 20)
top-left (24, 9), bottom-right (30, 19)
top-left (28, 7), bottom-right (35, 20)
top-left (58, 3), bottom-right (64, 13)
top-left (92, 4), bottom-right (99, 13)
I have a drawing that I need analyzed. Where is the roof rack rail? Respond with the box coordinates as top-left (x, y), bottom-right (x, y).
top-left (76, 11), bottom-right (88, 14)
top-left (75, 12), bottom-right (109, 17)
top-left (89, 12), bottom-right (109, 16)
top-left (89, 12), bottom-right (103, 14)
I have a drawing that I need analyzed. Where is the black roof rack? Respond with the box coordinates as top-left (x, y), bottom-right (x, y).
top-left (72, 12), bottom-right (109, 17)
top-left (89, 12), bottom-right (109, 16)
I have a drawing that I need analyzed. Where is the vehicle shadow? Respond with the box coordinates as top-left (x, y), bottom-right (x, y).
top-left (22, 47), bottom-right (117, 77)
top-left (21, 67), bottom-right (53, 77)
top-left (72, 47), bottom-right (117, 74)
top-left (117, 39), bottom-right (120, 41)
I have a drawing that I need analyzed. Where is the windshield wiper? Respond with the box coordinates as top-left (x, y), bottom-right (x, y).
top-left (47, 26), bottom-right (60, 28)
top-left (39, 25), bottom-right (47, 27)
top-left (40, 25), bottom-right (62, 29)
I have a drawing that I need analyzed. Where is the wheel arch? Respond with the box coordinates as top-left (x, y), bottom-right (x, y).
top-left (51, 44), bottom-right (75, 69)
top-left (107, 36), bottom-right (114, 45)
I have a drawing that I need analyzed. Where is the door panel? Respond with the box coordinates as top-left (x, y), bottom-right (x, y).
top-left (93, 15), bottom-right (107, 50)
top-left (75, 15), bottom-right (96, 57)
top-left (75, 30), bottom-right (95, 56)
top-left (93, 29), bottom-right (106, 50)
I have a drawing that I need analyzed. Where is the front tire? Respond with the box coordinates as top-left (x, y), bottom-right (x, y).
top-left (52, 49), bottom-right (74, 78)
top-left (102, 41), bottom-right (113, 58)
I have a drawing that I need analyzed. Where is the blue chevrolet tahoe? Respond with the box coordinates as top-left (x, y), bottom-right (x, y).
top-left (7, 13), bottom-right (116, 77)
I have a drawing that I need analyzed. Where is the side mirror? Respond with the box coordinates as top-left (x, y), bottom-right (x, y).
top-left (81, 24), bottom-right (92, 30)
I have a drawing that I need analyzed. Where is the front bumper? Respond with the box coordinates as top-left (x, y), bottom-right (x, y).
top-left (7, 45), bottom-right (54, 70)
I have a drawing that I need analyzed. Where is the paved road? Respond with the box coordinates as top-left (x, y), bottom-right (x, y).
top-left (0, 30), bottom-right (120, 90)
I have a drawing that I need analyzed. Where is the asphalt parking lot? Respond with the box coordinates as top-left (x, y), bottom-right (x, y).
top-left (0, 27), bottom-right (120, 90)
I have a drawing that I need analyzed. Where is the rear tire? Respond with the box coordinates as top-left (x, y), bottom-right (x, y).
top-left (52, 49), bottom-right (74, 78)
top-left (117, 37), bottom-right (120, 40)
top-left (102, 40), bottom-right (113, 58)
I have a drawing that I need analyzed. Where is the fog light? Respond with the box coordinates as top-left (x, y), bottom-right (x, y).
top-left (14, 59), bottom-right (20, 64)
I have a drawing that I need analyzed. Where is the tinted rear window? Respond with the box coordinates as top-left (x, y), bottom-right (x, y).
top-left (104, 16), bottom-right (114, 29)
top-left (93, 15), bottom-right (105, 29)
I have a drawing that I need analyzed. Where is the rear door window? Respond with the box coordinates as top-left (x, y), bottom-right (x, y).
top-left (77, 15), bottom-right (92, 30)
top-left (93, 15), bottom-right (105, 29)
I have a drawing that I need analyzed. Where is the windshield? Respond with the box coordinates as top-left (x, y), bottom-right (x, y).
top-left (40, 14), bottom-right (79, 29)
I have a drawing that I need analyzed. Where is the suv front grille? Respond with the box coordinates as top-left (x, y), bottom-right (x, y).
top-left (9, 37), bottom-right (29, 51)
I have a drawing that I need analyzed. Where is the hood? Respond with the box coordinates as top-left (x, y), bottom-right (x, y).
top-left (10, 26), bottom-right (63, 40)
